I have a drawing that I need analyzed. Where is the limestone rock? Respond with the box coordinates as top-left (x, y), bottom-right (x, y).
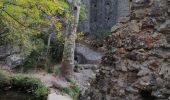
top-left (131, 0), bottom-right (151, 9)
top-left (137, 68), bottom-right (150, 76)
top-left (0, 45), bottom-right (21, 68)
top-left (75, 43), bottom-right (102, 64)
top-left (6, 54), bottom-right (22, 68)
top-left (81, 1), bottom-right (170, 100)
top-left (158, 20), bottom-right (170, 33)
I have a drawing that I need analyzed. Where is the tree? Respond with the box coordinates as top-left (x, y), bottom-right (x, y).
top-left (60, 0), bottom-right (81, 78)
top-left (0, 0), bottom-right (68, 56)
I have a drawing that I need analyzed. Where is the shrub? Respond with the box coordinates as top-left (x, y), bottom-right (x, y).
top-left (0, 71), bottom-right (48, 97)
top-left (0, 70), bottom-right (10, 85)
top-left (53, 65), bottom-right (60, 74)
top-left (11, 74), bottom-right (48, 97)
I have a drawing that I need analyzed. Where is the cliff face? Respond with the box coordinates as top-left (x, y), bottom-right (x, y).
top-left (81, 0), bottom-right (170, 100)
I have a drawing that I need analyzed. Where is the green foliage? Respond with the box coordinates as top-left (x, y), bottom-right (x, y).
top-left (12, 74), bottom-right (48, 97)
top-left (22, 34), bottom-right (64, 69)
top-left (74, 64), bottom-right (81, 72)
top-left (53, 65), bottom-right (60, 74)
top-left (0, 0), bottom-right (84, 71)
top-left (0, 0), bottom-right (68, 57)
top-left (0, 70), bottom-right (10, 84)
top-left (0, 71), bottom-right (48, 97)
top-left (57, 80), bottom-right (80, 100)
top-left (0, 16), bottom-right (9, 45)
top-left (49, 36), bottom-right (64, 62)
top-left (79, 4), bottom-right (87, 21)
top-left (44, 63), bottom-right (53, 73)
top-left (23, 50), bottom-right (43, 68)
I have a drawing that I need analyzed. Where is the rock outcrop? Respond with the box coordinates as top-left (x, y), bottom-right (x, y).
top-left (81, 0), bottom-right (170, 100)
top-left (0, 45), bottom-right (22, 68)
top-left (75, 43), bottom-right (102, 64)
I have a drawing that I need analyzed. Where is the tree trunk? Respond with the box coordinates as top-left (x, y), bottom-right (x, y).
top-left (60, 0), bottom-right (81, 78)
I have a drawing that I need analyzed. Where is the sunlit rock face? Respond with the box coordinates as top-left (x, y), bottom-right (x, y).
top-left (79, 0), bottom-right (130, 35)
top-left (80, 0), bottom-right (170, 100)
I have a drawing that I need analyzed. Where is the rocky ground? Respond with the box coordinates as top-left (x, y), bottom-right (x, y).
top-left (80, 0), bottom-right (170, 100)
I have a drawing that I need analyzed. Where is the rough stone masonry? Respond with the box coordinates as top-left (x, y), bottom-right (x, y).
top-left (79, 0), bottom-right (130, 35)
top-left (80, 0), bottom-right (170, 100)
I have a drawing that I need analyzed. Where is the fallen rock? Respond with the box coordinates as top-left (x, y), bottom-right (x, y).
top-left (75, 43), bottom-right (102, 64)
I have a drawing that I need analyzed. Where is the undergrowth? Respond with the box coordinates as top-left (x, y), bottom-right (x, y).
top-left (0, 70), bottom-right (48, 97)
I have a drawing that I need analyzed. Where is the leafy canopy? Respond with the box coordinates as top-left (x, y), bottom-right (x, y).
top-left (0, 0), bottom-right (69, 55)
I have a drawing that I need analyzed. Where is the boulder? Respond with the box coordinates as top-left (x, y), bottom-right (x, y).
top-left (6, 54), bottom-right (22, 68)
top-left (75, 43), bottom-right (102, 64)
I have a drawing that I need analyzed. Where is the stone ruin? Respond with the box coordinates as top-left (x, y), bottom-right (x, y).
top-left (79, 0), bottom-right (130, 35)
top-left (80, 0), bottom-right (170, 100)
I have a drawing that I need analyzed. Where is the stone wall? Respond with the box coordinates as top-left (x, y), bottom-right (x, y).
top-left (80, 0), bottom-right (170, 100)
top-left (78, 0), bottom-right (90, 34)
top-left (89, 0), bottom-right (118, 34)
top-left (79, 0), bottom-right (130, 35)
top-left (117, 0), bottom-right (130, 21)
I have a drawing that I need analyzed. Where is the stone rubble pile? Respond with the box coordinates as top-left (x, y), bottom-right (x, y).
top-left (80, 0), bottom-right (170, 100)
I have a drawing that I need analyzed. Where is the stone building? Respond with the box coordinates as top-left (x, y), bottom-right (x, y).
top-left (79, 0), bottom-right (130, 34)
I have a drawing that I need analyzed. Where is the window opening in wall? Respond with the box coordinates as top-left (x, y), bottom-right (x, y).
top-left (94, 4), bottom-right (97, 7)
top-left (106, 2), bottom-right (110, 6)
top-left (107, 17), bottom-right (110, 21)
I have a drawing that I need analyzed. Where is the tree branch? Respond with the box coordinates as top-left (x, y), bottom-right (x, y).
top-left (0, 8), bottom-right (42, 32)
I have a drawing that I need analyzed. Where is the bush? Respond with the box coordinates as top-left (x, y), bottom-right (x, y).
top-left (0, 70), bottom-right (10, 84)
top-left (0, 71), bottom-right (48, 97)
top-left (53, 65), bottom-right (60, 74)
top-left (11, 74), bottom-right (48, 97)
top-left (23, 34), bottom-right (64, 70)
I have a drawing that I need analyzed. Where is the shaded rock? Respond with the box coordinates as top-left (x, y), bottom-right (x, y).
top-left (158, 20), bottom-right (170, 33)
top-left (131, 0), bottom-right (151, 9)
top-left (111, 23), bottom-right (124, 33)
top-left (0, 45), bottom-right (21, 68)
top-left (6, 54), bottom-right (22, 68)
top-left (137, 68), bottom-right (150, 76)
top-left (75, 43), bottom-right (102, 64)
top-left (118, 17), bottom-right (130, 23)
top-left (81, 0), bottom-right (170, 100)
top-left (126, 50), bottom-right (148, 61)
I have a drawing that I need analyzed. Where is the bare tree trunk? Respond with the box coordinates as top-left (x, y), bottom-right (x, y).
top-left (60, 0), bottom-right (81, 78)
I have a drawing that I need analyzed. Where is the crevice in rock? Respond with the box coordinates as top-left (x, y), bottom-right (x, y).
top-left (75, 53), bottom-right (87, 64)
top-left (140, 90), bottom-right (155, 100)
